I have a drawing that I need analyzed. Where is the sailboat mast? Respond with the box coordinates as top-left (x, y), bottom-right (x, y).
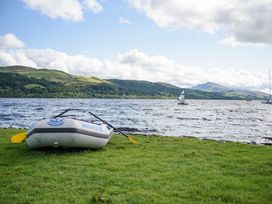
top-left (269, 68), bottom-right (271, 99)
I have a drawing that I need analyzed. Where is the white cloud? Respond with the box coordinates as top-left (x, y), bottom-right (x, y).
top-left (23, 0), bottom-right (103, 22)
top-left (119, 17), bottom-right (132, 24)
top-left (84, 0), bottom-right (103, 13)
top-left (219, 36), bottom-right (266, 47)
top-left (19, 48), bottom-right (104, 75)
top-left (0, 33), bottom-right (25, 50)
top-left (0, 33), bottom-right (268, 89)
top-left (258, 88), bottom-right (270, 94)
top-left (128, 0), bottom-right (272, 45)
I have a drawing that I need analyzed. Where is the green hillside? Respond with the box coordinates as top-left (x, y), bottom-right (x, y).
top-left (108, 79), bottom-right (179, 97)
top-left (0, 66), bottom-right (180, 98)
top-left (0, 66), bottom-right (106, 84)
top-left (192, 82), bottom-right (268, 99)
top-left (0, 65), bottom-right (267, 99)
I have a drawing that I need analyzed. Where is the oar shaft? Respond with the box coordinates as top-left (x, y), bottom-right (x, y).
top-left (53, 109), bottom-right (71, 118)
top-left (55, 110), bottom-right (131, 139)
top-left (88, 112), bottom-right (129, 138)
top-left (53, 108), bottom-right (83, 118)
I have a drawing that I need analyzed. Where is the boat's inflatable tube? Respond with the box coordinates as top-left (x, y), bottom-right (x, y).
top-left (26, 118), bottom-right (113, 149)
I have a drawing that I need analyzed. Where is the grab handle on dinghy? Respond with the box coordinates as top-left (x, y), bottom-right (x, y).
top-left (88, 112), bottom-right (139, 144)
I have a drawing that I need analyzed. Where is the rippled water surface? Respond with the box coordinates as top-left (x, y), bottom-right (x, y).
top-left (0, 98), bottom-right (271, 144)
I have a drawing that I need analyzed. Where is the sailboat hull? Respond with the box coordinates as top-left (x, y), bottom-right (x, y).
top-left (262, 100), bottom-right (272, 104)
top-left (178, 102), bottom-right (188, 105)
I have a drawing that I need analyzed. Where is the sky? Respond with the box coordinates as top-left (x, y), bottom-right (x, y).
top-left (0, 0), bottom-right (272, 92)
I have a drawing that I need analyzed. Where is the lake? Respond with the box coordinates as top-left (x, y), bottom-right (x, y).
top-left (0, 98), bottom-right (271, 144)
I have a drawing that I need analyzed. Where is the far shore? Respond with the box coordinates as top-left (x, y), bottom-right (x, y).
top-left (0, 97), bottom-right (264, 100)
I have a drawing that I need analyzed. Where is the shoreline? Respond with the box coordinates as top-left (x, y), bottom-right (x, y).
top-left (0, 97), bottom-right (264, 100)
top-left (1, 127), bottom-right (271, 146)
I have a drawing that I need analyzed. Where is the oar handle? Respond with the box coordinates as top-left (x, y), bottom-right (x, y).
top-left (88, 112), bottom-right (129, 138)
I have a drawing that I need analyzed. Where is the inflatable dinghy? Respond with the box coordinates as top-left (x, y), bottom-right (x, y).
top-left (26, 118), bottom-right (113, 149)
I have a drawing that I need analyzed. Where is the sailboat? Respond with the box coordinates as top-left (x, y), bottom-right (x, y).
top-left (262, 69), bottom-right (272, 104)
top-left (177, 90), bottom-right (188, 105)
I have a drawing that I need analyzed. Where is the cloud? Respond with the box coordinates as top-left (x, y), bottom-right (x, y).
top-left (0, 33), bottom-right (267, 89)
top-left (23, 0), bottom-right (103, 22)
top-left (0, 33), bottom-right (25, 50)
top-left (23, 48), bottom-right (104, 75)
top-left (128, 0), bottom-right (272, 45)
top-left (219, 36), bottom-right (266, 47)
top-left (84, 0), bottom-right (103, 13)
top-left (119, 17), bottom-right (132, 24)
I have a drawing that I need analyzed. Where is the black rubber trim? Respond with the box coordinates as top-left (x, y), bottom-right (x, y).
top-left (27, 128), bottom-right (111, 139)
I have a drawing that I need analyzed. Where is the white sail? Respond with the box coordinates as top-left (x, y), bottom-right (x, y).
top-left (178, 90), bottom-right (185, 103)
top-left (269, 68), bottom-right (271, 99)
top-left (177, 89), bottom-right (188, 105)
top-left (262, 68), bottom-right (272, 104)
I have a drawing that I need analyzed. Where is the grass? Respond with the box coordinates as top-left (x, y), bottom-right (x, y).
top-left (0, 128), bottom-right (271, 203)
top-left (73, 76), bottom-right (109, 84)
top-left (19, 69), bottom-right (72, 81)
top-left (0, 66), bottom-right (73, 82)
top-left (24, 84), bottom-right (46, 89)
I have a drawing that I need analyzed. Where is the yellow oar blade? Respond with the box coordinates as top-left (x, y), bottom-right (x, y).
top-left (128, 136), bottom-right (139, 144)
top-left (11, 132), bottom-right (27, 144)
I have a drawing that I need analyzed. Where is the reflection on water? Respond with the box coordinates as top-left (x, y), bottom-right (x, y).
top-left (0, 98), bottom-right (271, 144)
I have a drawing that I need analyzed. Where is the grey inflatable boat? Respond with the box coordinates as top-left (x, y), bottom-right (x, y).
top-left (26, 118), bottom-right (113, 149)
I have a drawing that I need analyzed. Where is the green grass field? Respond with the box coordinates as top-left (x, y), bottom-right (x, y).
top-left (0, 128), bottom-right (271, 203)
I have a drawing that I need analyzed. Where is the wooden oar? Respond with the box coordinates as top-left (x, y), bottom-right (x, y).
top-left (88, 112), bottom-right (139, 144)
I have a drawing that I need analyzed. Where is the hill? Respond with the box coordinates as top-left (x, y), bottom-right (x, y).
top-left (192, 82), bottom-right (232, 92)
top-left (0, 66), bottom-right (182, 98)
top-left (0, 66), bottom-right (268, 99)
top-left (0, 66), bottom-right (107, 84)
top-left (192, 82), bottom-right (268, 99)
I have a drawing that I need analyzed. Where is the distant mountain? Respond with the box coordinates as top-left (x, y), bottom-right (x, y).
top-left (0, 65), bottom-right (268, 99)
top-left (108, 79), bottom-right (180, 96)
top-left (192, 82), bottom-right (233, 92)
top-left (192, 82), bottom-right (268, 99)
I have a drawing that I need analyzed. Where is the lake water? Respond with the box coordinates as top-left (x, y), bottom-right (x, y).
top-left (0, 98), bottom-right (271, 145)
